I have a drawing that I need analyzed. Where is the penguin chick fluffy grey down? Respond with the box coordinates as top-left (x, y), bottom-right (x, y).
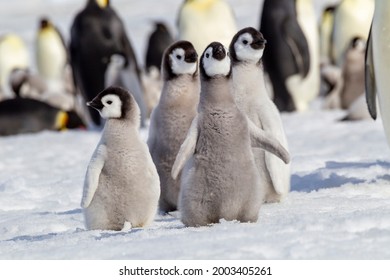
top-left (148, 40), bottom-right (199, 213)
top-left (172, 42), bottom-right (290, 227)
top-left (229, 27), bottom-right (291, 203)
top-left (81, 86), bottom-right (160, 230)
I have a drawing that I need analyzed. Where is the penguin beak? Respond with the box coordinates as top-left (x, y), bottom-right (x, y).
top-left (87, 99), bottom-right (104, 111)
top-left (213, 45), bottom-right (226, 61)
top-left (185, 51), bottom-right (198, 63)
top-left (251, 39), bottom-right (267, 50)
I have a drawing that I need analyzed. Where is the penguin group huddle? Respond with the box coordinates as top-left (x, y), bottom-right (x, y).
top-left (82, 26), bottom-right (291, 230)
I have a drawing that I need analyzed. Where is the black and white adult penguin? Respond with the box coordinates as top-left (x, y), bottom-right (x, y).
top-left (332, 0), bottom-right (374, 67)
top-left (70, 0), bottom-right (146, 128)
top-left (366, 1), bottom-right (390, 145)
top-left (260, 0), bottom-right (311, 112)
top-left (145, 21), bottom-right (174, 73)
top-left (177, 0), bottom-right (237, 55)
top-left (0, 97), bottom-right (85, 136)
top-left (0, 34), bottom-right (29, 100)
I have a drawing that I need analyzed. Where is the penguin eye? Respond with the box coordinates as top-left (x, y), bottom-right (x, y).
top-left (106, 100), bottom-right (113, 105)
top-left (176, 55), bottom-right (182, 60)
top-left (243, 40), bottom-right (248, 45)
top-left (206, 53), bottom-right (210, 58)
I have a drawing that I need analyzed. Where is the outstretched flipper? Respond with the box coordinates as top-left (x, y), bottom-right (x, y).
top-left (171, 115), bottom-right (199, 180)
top-left (247, 117), bottom-right (290, 164)
top-left (365, 25), bottom-right (377, 120)
top-left (81, 144), bottom-right (107, 208)
top-left (282, 17), bottom-right (311, 78)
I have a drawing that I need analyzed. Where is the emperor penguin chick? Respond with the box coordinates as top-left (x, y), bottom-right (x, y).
top-left (147, 41), bottom-right (199, 213)
top-left (172, 42), bottom-right (290, 227)
top-left (229, 27), bottom-right (290, 203)
top-left (81, 86), bottom-right (160, 230)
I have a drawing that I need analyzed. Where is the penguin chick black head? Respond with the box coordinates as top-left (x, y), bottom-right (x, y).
top-left (229, 27), bottom-right (267, 64)
top-left (162, 40), bottom-right (198, 80)
top-left (350, 36), bottom-right (366, 52)
top-left (200, 42), bottom-right (231, 80)
top-left (87, 86), bottom-right (138, 122)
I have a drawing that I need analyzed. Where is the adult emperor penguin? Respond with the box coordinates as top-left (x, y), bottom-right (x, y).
top-left (177, 0), bottom-right (237, 55)
top-left (332, 0), bottom-right (374, 67)
top-left (35, 18), bottom-right (75, 111)
top-left (70, 0), bottom-right (146, 128)
top-left (260, 0), bottom-right (311, 112)
top-left (0, 34), bottom-right (29, 100)
top-left (81, 86), bottom-right (160, 230)
top-left (292, 0), bottom-right (321, 111)
top-left (0, 97), bottom-right (85, 136)
top-left (145, 22), bottom-right (174, 73)
top-left (366, 1), bottom-right (390, 146)
top-left (147, 41), bottom-right (199, 213)
top-left (36, 18), bottom-right (68, 92)
top-left (229, 27), bottom-right (290, 203)
top-left (171, 42), bottom-right (290, 227)
top-left (319, 5), bottom-right (336, 65)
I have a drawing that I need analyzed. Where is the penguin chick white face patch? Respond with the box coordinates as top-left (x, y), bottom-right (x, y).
top-left (170, 48), bottom-right (197, 75)
top-left (202, 46), bottom-right (231, 77)
top-left (234, 33), bottom-right (264, 62)
top-left (100, 94), bottom-right (122, 119)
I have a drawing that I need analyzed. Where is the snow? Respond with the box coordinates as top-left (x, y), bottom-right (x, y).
top-left (1, 0), bottom-right (390, 260)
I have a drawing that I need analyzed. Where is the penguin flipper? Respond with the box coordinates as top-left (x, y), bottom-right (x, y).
top-left (171, 114), bottom-right (199, 180)
top-left (281, 18), bottom-right (311, 78)
top-left (247, 117), bottom-right (290, 164)
top-left (365, 25), bottom-right (377, 120)
top-left (81, 144), bottom-right (107, 208)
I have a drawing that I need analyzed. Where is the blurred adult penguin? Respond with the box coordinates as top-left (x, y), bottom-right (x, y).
top-left (0, 34), bottom-right (29, 100)
top-left (0, 97), bottom-right (85, 136)
top-left (145, 21), bottom-right (174, 73)
top-left (292, 0), bottom-right (321, 111)
top-left (332, 0), bottom-right (374, 67)
top-left (70, 0), bottom-right (146, 128)
top-left (366, 1), bottom-right (390, 145)
top-left (319, 5), bottom-right (336, 65)
top-left (260, 0), bottom-right (311, 112)
top-left (142, 22), bottom-right (174, 116)
top-left (36, 18), bottom-right (68, 91)
top-left (177, 0), bottom-right (237, 55)
top-left (35, 17), bottom-right (75, 111)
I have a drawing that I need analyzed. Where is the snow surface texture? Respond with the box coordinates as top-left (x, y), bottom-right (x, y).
top-left (1, 0), bottom-right (390, 260)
